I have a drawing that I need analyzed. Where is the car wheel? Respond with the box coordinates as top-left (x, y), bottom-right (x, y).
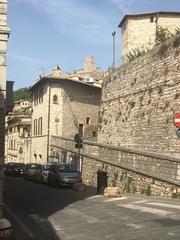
top-left (47, 179), bottom-right (52, 187)
top-left (55, 180), bottom-right (59, 188)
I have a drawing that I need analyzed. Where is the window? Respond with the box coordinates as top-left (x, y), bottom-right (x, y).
top-left (11, 139), bottom-right (13, 149)
top-left (79, 124), bottom-right (84, 137)
top-left (34, 119), bottom-right (37, 136)
top-left (39, 87), bottom-right (43, 104)
top-left (53, 95), bottom-right (58, 104)
top-left (38, 117), bottom-right (42, 135)
top-left (86, 117), bottom-right (90, 125)
top-left (92, 131), bottom-right (97, 137)
top-left (34, 91), bottom-right (39, 106)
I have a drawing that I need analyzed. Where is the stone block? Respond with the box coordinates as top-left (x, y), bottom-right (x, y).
top-left (104, 187), bottom-right (122, 198)
top-left (73, 183), bottom-right (86, 191)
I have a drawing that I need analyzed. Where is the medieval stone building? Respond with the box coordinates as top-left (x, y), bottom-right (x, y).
top-left (5, 101), bottom-right (31, 164)
top-left (119, 11), bottom-right (180, 63)
top-left (30, 66), bottom-right (101, 164)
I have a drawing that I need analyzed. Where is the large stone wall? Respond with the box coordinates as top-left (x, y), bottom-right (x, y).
top-left (50, 136), bottom-right (180, 198)
top-left (98, 41), bottom-right (180, 158)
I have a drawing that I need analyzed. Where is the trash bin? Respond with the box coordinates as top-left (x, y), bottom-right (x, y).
top-left (97, 170), bottom-right (107, 194)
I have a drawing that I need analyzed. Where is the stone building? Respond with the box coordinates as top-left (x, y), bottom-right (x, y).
top-left (0, 0), bottom-right (10, 218)
top-left (30, 66), bottom-right (101, 164)
top-left (64, 56), bottom-right (105, 86)
top-left (119, 11), bottom-right (180, 63)
top-left (5, 101), bottom-right (31, 164)
top-left (13, 99), bottom-right (31, 112)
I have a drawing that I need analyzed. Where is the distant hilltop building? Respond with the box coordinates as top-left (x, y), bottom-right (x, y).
top-left (118, 11), bottom-right (180, 63)
top-left (13, 100), bottom-right (31, 112)
top-left (63, 56), bottom-right (105, 86)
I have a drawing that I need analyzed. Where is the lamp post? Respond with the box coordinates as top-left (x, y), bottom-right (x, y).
top-left (112, 31), bottom-right (116, 68)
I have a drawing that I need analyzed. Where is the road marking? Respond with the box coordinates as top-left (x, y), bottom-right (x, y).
top-left (145, 202), bottom-right (180, 210)
top-left (4, 203), bottom-right (35, 238)
top-left (103, 197), bottom-right (127, 202)
top-left (87, 195), bottom-right (103, 200)
top-left (168, 232), bottom-right (176, 236)
top-left (118, 203), bottom-right (174, 217)
top-left (126, 223), bottom-right (143, 230)
top-left (132, 200), bottom-right (148, 204)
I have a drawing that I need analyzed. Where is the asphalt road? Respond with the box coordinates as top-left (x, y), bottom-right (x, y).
top-left (3, 176), bottom-right (180, 240)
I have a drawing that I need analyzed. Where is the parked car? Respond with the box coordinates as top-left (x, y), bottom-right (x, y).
top-left (47, 164), bottom-right (82, 187)
top-left (23, 163), bottom-right (37, 180)
top-left (4, 162), bottom-right (25, 177)
top-left (34, 164), bottom-right (51, 183)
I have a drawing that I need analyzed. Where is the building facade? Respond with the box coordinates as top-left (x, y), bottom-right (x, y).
top-left (30, 67), bottom-right (101, 164)
top-left (0, 0), bottom-right (10, 218)
top-left (5, 101), bottom-right (31, 164)
top-left (119, 12), bottom-right (180, 63)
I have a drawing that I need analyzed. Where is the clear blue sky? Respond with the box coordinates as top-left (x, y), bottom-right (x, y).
top-left (8, 0), bottom-right (180, 89)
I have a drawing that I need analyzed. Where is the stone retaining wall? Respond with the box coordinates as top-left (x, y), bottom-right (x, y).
top-left (51, 136), bottom-right (180, 198)
top-left (98, 40), bottom-right (180, 157)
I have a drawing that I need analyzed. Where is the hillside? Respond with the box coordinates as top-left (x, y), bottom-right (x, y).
top-left (14, 87), bottom-right (31, 102)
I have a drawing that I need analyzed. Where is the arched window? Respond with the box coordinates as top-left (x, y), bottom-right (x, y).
top-left (53, 95), bottom-right (58, 104)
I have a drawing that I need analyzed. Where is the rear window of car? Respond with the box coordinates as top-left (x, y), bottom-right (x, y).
top-left (29, 164), bottom-right (36, 169)
top-left (56, 164), bottom-right (76, 172)
top-left (15, 163), bottom-right (25, 167)
top-left (43, 165), bottom-right (51, 171)
top-left (8, 163), bottom-right (24, 168)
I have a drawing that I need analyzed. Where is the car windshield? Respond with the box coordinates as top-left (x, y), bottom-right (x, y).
top-left (56, 164), bottom-right (76, 172)
top-left (15, 163), bottom-right (25, 167)
top-left (43, 165), bottom-right (51, 171)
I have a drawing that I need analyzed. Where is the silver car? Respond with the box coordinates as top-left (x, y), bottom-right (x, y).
top-left (34, 164), bottom-right (51, 183)
top-left (47, 164), bottom-right (82, 187)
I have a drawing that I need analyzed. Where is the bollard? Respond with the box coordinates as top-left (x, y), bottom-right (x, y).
top-left (0, 218), bottom-right (12, 240)
top-left (97, 170), bottom-right (107, 194)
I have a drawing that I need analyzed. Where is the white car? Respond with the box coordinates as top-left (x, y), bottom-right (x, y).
top-left (23, 163), bottom-right (37, 180)
top-left (34, 164), bottom-right (51, 183)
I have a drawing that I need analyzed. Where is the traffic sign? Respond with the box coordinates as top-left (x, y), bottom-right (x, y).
top-left (74, 133), bottom-right (83, 149)
top-left (74, 133), bottom-right (82, 144)
top-left (176, 129), bottom-right (180, 137)
top-left (173, 113), bottom-right (180, 128)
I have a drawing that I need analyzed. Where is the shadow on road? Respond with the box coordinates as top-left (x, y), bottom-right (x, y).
top-left (4, 176), bottom-right (97, 239)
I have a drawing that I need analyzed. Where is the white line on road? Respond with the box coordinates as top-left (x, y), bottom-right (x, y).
top-left (145, 202), bottom-right (180, 209)
top-left (87, 195), bottom-right (103, 200)
top-left (4, 203), bottom-right (35, 238)
top-left (103, 197), bottom-right (127, 202)
top-left (117, 203), bottom-right (175, 217)
top-left (131, 200), bottom-right (148, 204)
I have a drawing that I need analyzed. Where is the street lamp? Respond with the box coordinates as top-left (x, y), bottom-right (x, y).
top-left (112, 31), bottom-right (116, 68)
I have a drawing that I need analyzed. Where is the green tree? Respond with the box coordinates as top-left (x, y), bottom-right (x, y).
top-left (14, 87), bottom-right (31, 102)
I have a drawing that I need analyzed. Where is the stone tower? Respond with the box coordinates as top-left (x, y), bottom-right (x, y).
top-left (84, 56), bottom-right (97, 72)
